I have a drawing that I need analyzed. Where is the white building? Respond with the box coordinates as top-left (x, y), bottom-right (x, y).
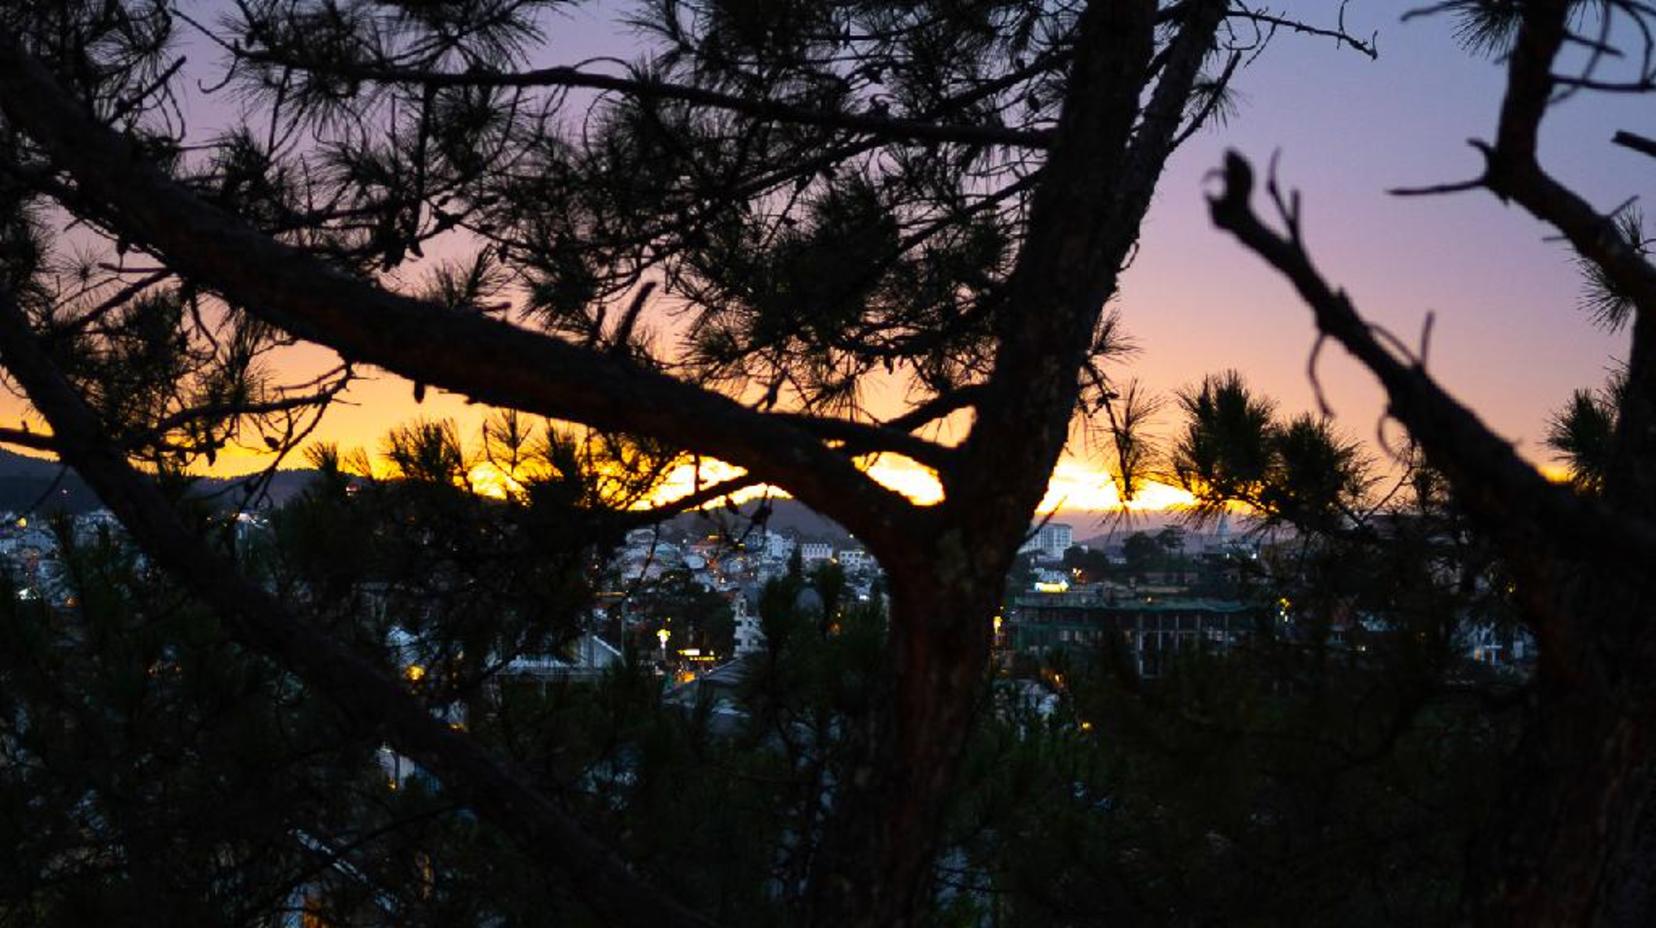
top-left (760, 530), bottom-right (795, 562)
top-left (838, 548), bottom-right (874, 572)
top-left (800, 541), bottom-right (834, 564)
top-left (1020, 522), bottom-right (1074, 562)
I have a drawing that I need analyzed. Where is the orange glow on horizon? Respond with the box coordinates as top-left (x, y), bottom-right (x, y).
top-left (466, 461), bottom-right (521, 500)
top-left (0, 396), bottom-right (1572, 517)
top-left (1539, 463), bottom-right (1573, 484)
top-left (644, 453), bottom-right (1197, 516)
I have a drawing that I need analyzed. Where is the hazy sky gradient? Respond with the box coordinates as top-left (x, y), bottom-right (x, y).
top-left (11, 2), bottom-right (1652, 512)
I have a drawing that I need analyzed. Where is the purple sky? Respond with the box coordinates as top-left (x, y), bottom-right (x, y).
top-left (1119, 4), bottom-right (1649, 477)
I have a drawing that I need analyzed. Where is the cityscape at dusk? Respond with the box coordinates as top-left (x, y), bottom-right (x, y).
top-left (0, 1), bottom-right (1651, 925)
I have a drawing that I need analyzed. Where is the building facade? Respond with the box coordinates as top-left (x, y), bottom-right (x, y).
top-left (799, 541), bottom-right (835, 564)
top-left (1009, 591), bottom-right (1261, 677)
top-left (1019, 522), bottom-right (1074, 562)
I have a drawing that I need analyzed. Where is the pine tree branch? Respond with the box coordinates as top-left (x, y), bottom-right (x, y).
top-left (0, 284), bottom-right (717, 928)
top-left (1208, 151), bottom-right (1656, 577)
top-left (1385, 4), bottom-right (1655, 320)
top-left (1484, 0), bottom-right (1656, 510)
top-left (1118, 0), bottom-right (1230, 244)
top-left (609, 473), bottom-right (761, 529)
top-left (878, 384), bottom-right (986, 433)
top-left (0, 39), bottom-right (921, 558)
top-left (963, 0), bottom-right (1159, 480)
top-left (772, 413), bottom-right (958, 473)
top-left (963, 0), bottom-right (1222, 501)
top-left (0, 425), bottom-right (57, 453)
top-left (1613, 129), bottom-right (1656, 160)
top-left (232, 51), bottom-right (1053, 150)
top-left (1222, 8), bottom-right (1378, 59)
top-left (1484, 0), bottom-right (1656, 318)
top-left (140, 381), bottom-right (353, 440)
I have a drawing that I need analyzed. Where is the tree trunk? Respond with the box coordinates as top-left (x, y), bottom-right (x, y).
top-left (803, 529), bottom-right (1007, 927)
top-left (1471, 580), bottom-right (1656, 926)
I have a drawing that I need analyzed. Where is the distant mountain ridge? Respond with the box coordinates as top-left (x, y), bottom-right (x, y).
top-left (670, 498), bottom-right (852, 545)
top-left (0, 448), bottom-right (320, 515)
top-left (0, 448), bottom-right (69, 480)
top-left (672, 500), bottom-right (1186, 550)
top-left (0, 448), bottom-right (1172, 540)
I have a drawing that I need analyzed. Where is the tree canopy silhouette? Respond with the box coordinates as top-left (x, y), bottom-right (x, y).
top-left (7, 0), bottom-right (1655, 925)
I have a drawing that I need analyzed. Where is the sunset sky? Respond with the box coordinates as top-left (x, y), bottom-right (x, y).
top-left (9, 2), bottom-right (1650, 516)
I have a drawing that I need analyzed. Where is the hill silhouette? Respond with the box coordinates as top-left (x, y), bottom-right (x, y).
top-left (0, 448), bottom-right (319, 515)
top-left (670, 498), bottom-right (852, 544)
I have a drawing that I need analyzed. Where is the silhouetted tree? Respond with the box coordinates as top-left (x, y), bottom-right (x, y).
top-left (1123, 531), bottom-right (1160, 581)
top-left (1207, 2), bottom-right (1656, 922)
top-left (0, 1), bottom-right (1394, 924)
top-left (1061, 543), bottom-right (1114, 583)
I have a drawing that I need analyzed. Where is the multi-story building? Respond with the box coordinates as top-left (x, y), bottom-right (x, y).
top-left (837, 548), bottom-right (874, 573)
top-left (1019, 522), bottom-right (1074, 562)
top-left (799, 541), bottom-right (835, 564)
top-left (1008, 589), bottom-right (1260, 677)
top-left (758, 530), bottom-right (795, 562)
top-left (731, 590), bottom-right (766, 657)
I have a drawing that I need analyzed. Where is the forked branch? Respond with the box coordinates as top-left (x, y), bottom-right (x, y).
top-left (1488, 0), bottom-right (1656, 319)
